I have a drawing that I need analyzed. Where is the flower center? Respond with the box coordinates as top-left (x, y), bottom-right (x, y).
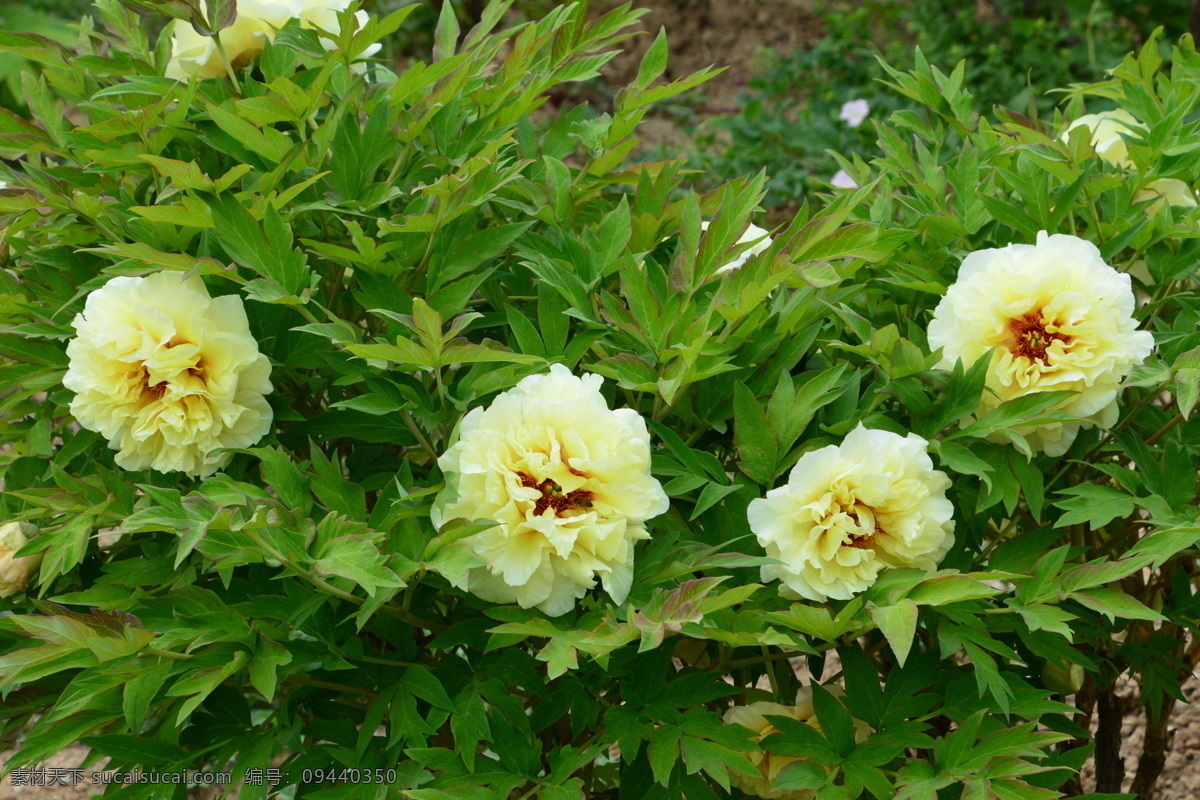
top-left (845, 524), bottom-right (881, 550)
top-left (842, 506), bottom-right (880, 550)
top-left (137, 365), bottom-right (168, 402)
top-left (1007, 310), bottom-right (1069, 363)
top-left (518, 472), bottom-right (593, 516)
top-left (136, 344), bottom-right (207, 404)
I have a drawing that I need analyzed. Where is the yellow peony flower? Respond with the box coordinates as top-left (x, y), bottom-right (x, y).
top-left (165, 0), bottom-right (382, 81)
top-left (723, 688), bottom-right (868, 800)
top-left (1063, 109), bottom-right (1141, 168)
top-left (747, 424), bottom-right (954, 602)
top-left (64, 272), bottom-right (273, 478)
top-left (1062, 110), bottom-right (1198, 211)
top-left (0, 522), bottom-right (42, 598)
top-left (1139, 178), bottom-right (1198, 214)
top-left (431, 364), bottom-right (669, 616)
top-left (927, 231), bottom-right (1154, 456)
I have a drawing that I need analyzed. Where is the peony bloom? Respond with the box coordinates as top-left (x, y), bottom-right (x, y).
top-left (166, 0), bottom-right (381, 80)
top-left (702, 220), bottom-right (773, 275)
top-left (64, 272), bottom-right (273, 478)
top-left (747, 424), bottom-right (954, 602)
top-left (431, 364), bottom-right (669, 616)
top-left (0, 522), bottom-right (42, 598)
top-left (838, 98), bottom-right (870, 128)
top-left (724, 688), bottom-right (868, 799)
top-left (1139, 178), bottom-right (1198, 214)
top-left (1062, 110), bottom-right (1198, 212)
top-left (927, 231), bottom-right (1154, 456)
top-left (829, 169), bottom-right (859, 190)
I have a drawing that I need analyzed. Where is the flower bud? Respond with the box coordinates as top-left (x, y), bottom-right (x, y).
top-left (0, 521), bottom-right (43, 598)
top-left (1042, 660), bottom-right (1085, 695)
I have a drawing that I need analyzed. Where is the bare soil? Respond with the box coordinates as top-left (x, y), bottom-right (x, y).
top-left (575, 0), bottom-right (823, 153)
top-left (597, 0), bottom-right (821, 108)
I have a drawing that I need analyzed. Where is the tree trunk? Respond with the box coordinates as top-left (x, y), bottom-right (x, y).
top-left (1131, 692), bottom-right (1176, 800)
top-left (1094, 686), bottom-right (1126, 793)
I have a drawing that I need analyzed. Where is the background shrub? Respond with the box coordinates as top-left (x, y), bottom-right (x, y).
top-left (695, 0), bottom-right (1193, 210)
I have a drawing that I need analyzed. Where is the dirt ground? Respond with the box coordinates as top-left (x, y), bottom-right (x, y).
top-left (577, 0), bottom-right (823, 152)
top-left (1076, 674), bottom-right (1200, 797)
top-left (597, 0), bottom-right (821, 105)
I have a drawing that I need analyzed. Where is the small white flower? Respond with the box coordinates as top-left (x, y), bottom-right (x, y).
top-left (166, 0), bottom-right (382, 80)
top-left (838, 98), bottom-right (871, 128)
top-left (0, 522), bottom-right (42, 598)
top-left (431, 365), bottom-right (669, 616)
top-left (702, 220), bottom-right (773, 275)
top-left (747, 424), bottom-right (955, 602)
top-left (927, 232), bottom-right (1154, 456)
top-left (64, 272), bottom-right (273, 477)
top-left (830, 169), bottom-right (859, 190)
top-left (1062, 110), bottom-right (1198, 212)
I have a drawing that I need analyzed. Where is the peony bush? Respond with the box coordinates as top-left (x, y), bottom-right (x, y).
top-left (1, 2), bottom-right (1200, 799)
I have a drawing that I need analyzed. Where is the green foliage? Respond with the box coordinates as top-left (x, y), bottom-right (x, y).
top-left (1, 1), bottom-right (1200, 799)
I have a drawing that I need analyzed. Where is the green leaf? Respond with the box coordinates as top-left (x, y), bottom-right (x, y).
top-left (201, 193), bottom-right (308, 294)
top-left (1069, 588), bottom-right (1165, 622)
top-left (254, 446), bottom-right (311, 515)
top-left (907, 574), bottom-right (1000, 607)
top-left (404, 666), bottom-right (456, 712)
top-left (315, 535), bottom-right (406, 597)
top-left (122, 662), bottom-right (173, 733)
top-left (839, 645), bottom-right (884, 729)
top-left (690, 482), bottom-right (743, 520)
top-left (634, 27), bottom-right (669, 89)
top-left (933, 441), bottom-right (994, 491)
top-left (432, 0), bottom-right (460, 61)
top-left (774, 760), bottom-right (829, 793)
top-left (811, 684), bottom-right (856, 756)
top-left (648, 725), bottom-right (681, 787)
top-left (679, 734), bottom-right (759, 790)
top-left (80, 735), bottom-right (186, 767)
top-left (733, 381), bottom-right (778, 485)
top-left (248, 638), bottom-right (292, 701)
top-left (537, 637), bottom-right (578, 680)
top-left (309, 444), bottom-right (367, 520)
top-left (870, 599), bottom-right (918, 667)
top-left (451, 686), bottom-right (491, 773)
top-left (1055, 485), bottom-right (1136, 529)
top-left (1009, 601), bottom-right (1076, 638)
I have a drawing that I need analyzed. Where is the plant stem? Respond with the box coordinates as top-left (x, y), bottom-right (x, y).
top-left (288, 674), bottom-right (379, 698)
top-left (243, 529), bottom-right (446, 632)
top-left (726, 649), bottom-right (807, 671)
top-left (145, 647), bottom-right (190, 660)
top-left (357, 655), bottom-right (420, 667)
top-left (1145, 413), bottom-right (1182, 445)
top-left (762, 646), bottom-right (781, 698)
top-left (212, 38), bottom-right (242, 95)
top-left (401, 410), bottom-right (439, 463)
